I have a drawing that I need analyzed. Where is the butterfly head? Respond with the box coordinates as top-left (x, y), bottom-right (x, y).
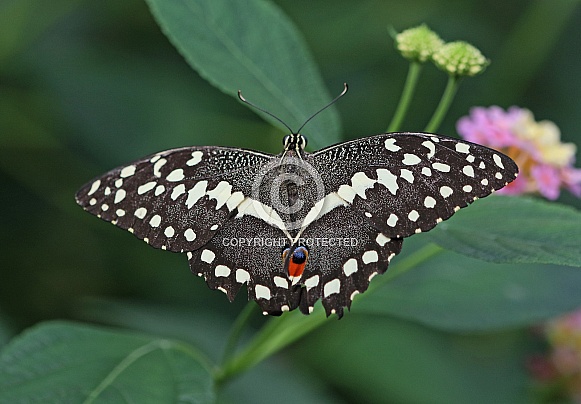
top-left (283, 133), bottom-right (308, 154)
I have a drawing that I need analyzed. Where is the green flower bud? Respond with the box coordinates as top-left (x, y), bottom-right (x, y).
top-left (395, 24), bottom-right (444, 63)
top-left (432, 41), bottom-right (489, 77)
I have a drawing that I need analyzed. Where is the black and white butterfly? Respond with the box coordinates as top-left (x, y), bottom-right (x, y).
top-left (76, 86), bottom-right (518, 318)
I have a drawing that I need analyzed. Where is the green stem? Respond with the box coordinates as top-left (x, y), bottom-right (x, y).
top-left (424, 75), bottom-right (461, 133)
top-left (216, 310), bottom-right (325, 385)
top-left (220, 302), bottom-right (257, 367)
top-left (388, 62), bottom-right (422, 132)
top-left (215, 242), bottom-right (444, 386)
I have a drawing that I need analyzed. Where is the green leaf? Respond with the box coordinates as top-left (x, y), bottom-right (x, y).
top-left (296, 315), bottom-right (534, 404)
top-left (429, 196), bottom-right (581, 267)
top-left (0, 321), bottom-right (215, 404)
top-left (356, 238), bottom-right (581, 331)
top-left (144, 0), bottom-right (341, 148)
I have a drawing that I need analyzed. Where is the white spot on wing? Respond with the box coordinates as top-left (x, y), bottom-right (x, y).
top-left (408, 210), bottom-right (419, 222)
top-left (255, 285), bottom-right (271, 300)
top-left (337, 184), bottom-right (357, 203)
top-left (186, 151), bottom-right (203, 166)
top-left (236, 269), bottom-right (250, 284)
top-left (376, 169), bottom-right (398, 195)
top-left (215, 265), bottom-right (231, 277)
top-left (424, 196), bottom-right (436, 208)
top-left (301, 192), bottom-right (347, 230)
top-left (440, 186), bottom-right (453, 198)
top-left (351, 172), bottom-right (376, 199)
top-left (149, 214), bottom-right (161, 228)
top-left (305, 275), bottom-right (319, 291)
top-left (400, 169), bottom-right (414, 183)
top-left (114, 189), bottom-right (126, 204)
top-left (422, 140), bottom-right (436, 159)
top-left (236, 198), bottom-right (288, 236)
top-left (463, 165), bottom-right (475, 177)
top-left (343, 258), bottom-right (358, 276)
top-left (403, 153), bottom-right (421, 165)
top-left (201, 249), bottom-right (216, 264)
top-left (164, 226), bottom-right (175, 237)
top-left (88, 180), bottom-right (100, 196)
top-left (493, 154), bottom-right (504, 168)
top-left (134, 207), bottom-right (147, 219)
top-left (387, 213), bottom-right (398, 227)
top-left (323, 279), bottom-right (341, 297)
top-left (171, 184), bottom-right (186, 200)
top-left (375, 233), bottom-right (391, 246)
top-left (184, 228), bottom-right (196, 241)
top-left (207, 181), bottom-right (233, 209)
top-left (274, 276), bottom-right (288, 289)
top-left (186, 181), bottom-right (208, 209)
top-left (433, 162), bottom-right (450, 172)
top-left (138, 181), bottom-right (156, 195)
top-left (362, 250), bottom-right (379, 264)
top-left (153, 158), bottom-right (167, 177)
top-left (120, 165), bottom-right (136, 178)
top-left (456, 143), bottom-right (470, 153)
top-left (167, 168), bottom-right (185, 182)
top-left (226, 191), bottom-right (245, 211)
top-left (384, 138), bottom-right (401, 152)
top-left (155, 184), bottom-right (165, 196)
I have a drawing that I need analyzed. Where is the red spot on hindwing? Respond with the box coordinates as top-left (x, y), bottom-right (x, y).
top-left (286, 246), bottom-right (308, 278)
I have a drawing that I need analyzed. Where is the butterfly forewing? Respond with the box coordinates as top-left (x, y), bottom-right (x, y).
top-left (310, 133), bottom-right (518, 238)
top-left (75, 146), bottom-right (271, 252)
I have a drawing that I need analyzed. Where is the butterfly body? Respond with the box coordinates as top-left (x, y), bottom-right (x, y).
top-left (76, 132), bottom-right (518, 317)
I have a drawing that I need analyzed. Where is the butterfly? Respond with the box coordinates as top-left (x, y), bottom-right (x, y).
top-left (75, 85), bottom-right (518, 318)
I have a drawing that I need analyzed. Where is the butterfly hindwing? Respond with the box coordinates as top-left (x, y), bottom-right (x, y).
top-left (187, 213), bottom-right (299, 314)
top-left (297, 205), bottom-right (404, 317)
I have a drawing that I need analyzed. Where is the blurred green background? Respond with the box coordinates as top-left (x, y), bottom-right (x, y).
top-left (1, 0), bottom-right (581, 402)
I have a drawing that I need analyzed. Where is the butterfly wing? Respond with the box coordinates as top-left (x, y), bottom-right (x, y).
top-left (308, 132), bottom-right (518, 238)
top-left (75, 146), bottom-right (273, 252)
top-left (292, 132), bottom-right (518, 316)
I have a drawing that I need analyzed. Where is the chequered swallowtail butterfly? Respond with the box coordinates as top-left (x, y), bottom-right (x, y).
top-left (76, 87), bottom-right (518, 318)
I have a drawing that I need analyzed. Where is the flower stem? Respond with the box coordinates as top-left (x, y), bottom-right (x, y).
top-left (388, 61), bottom-right (422, 132)
top-left (424, 75), bottom-right (461, 133)
top-left (220, 302), bottom-right (257, 367)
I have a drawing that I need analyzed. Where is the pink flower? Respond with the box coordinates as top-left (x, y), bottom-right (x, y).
top-left (542, 309), bottom-right (581, 402)
top-left (531, 165), bottom-right (561, 200)
top-left (457, 106), bottom-right (581, 200)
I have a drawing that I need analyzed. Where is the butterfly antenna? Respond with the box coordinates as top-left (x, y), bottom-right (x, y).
top-left (238, 90), bottom-right (294, 134)
top-left (295, 83), bottom-right (348, 134)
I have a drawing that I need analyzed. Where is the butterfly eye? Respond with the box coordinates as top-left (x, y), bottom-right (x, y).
top-left (282, 135), bottom-right (291, 148)
top-left (298, 135), bottom-right (307, 150)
